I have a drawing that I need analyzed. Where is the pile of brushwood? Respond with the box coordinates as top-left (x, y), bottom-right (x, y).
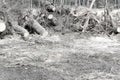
top-left (68, 7), bottom-right (120, 36)
top-left (22, 1), bottom-right (120, 36)
top-left (0, 0), bottom-right (120, 38)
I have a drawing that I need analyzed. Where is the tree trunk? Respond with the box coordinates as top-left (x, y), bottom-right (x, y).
top-left (60, 0), bottom-right (64, 6)
top-left (30, 0), bottom-right (32, 9)
top-left (79, 0), bottom-right (81, 6)
top-left (87, 0), bottom-right (90, 7)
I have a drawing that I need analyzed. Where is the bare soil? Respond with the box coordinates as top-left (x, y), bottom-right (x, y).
top-left (0, 33), bottom-right (120, 80)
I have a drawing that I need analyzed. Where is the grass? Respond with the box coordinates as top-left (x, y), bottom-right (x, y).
top-left (0, 33), bottom-right (120, 80)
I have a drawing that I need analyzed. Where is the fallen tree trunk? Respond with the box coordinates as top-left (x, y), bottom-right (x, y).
top-left (6, 14), bottom-right (29, 39)
top-left (22, 15), bottom-right (48, 38)
top-left (32, 19), bottom-right (48, 38)
top-left (0, 20), bottom-right (6, 32)
top-left (13, 22), bottom-right (29, 38)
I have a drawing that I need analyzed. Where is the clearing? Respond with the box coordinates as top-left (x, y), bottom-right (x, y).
top-left (0, 33), bottom-right (120, 80)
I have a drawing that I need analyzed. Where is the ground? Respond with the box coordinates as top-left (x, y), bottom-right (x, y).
top-left (0, 33), bottom-right (120, 80)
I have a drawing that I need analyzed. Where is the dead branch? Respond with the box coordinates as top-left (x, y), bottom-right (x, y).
top-left (82, 0), bottom-right (96, 32)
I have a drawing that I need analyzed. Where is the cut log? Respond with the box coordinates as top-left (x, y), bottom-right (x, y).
top-left (32, 19), bottom-right (48, 38)
top-left (13, 22), bottom-right (29, 38)
top-left (47, 14), bottom-right (58, 26)
top-left (117, 27), bottom-right (120, 32)
top-left (0, 21), bottom-right (6, 32)
top-left (48, 14), bottom-right (53, 19)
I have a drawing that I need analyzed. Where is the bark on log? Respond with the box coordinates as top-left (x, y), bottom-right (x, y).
top-left (0, 20), bottom-right (6, 32)
top-left (32, 19), bottom-right (48, 38)
top-left (12, 21), bottom-right (29, 38)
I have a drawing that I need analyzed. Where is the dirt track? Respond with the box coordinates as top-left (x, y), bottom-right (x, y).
top-left (0, 33), bottom-right (120, 80)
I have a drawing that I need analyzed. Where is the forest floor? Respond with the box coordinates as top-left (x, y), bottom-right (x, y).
top-left (0, 33), bottom-right (120, 80)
